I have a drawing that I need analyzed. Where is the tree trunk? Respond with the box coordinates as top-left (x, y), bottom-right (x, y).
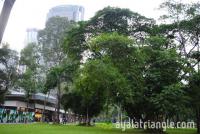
top-left (86, 107), bottom-right (89, 126)
top-left (174, 114), bottom-right (179, 128)
top-left (196, 108), bottom-right (200, 133)
top-left (88, 118), bottom-right (91, 126)
top-left (197, 42), bottom-right (200, 72)
top-left (42, 91), bottom-right (50, 122)
top-left (56, 79), bottom-right (61, 124)
top-left (106, 100), bottom-right (109, 122)
top-left (26, 96), bottom-right (29, 124)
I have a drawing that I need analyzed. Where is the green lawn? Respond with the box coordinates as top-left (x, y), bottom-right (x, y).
top-left (0, 123), bottom-right (197, 134)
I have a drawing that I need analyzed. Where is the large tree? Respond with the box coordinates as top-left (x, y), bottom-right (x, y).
top-left (38, 16), bottom-right (76, 123)
top-left (62, 59), bottom-right (127, 125)
top-left (38, 16), bottom-right (75, 68)
top-left (188, 72), bottom-right (200, 133)
top-left (151, 0), bottom-right (200, 76)
top-left (88, 32), bottom-right (145, 119)
top-left (18, 43), bottom-right (40, 109)
top-left (63, 7), bottom-right (155, 64)
top-left (44, 58), bottom-right (77, 123)
top-left (149, 2), bottom-right (200, 132)
top-left (0, 44), bottom-right (19, 104)
top-left (61, 6), bottom-right (195, 131)
top-left (142, 36), bottom-right (185, 121)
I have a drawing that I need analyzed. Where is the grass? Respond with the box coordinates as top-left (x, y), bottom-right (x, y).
top-left (0, 123), bottom-right (197, 134)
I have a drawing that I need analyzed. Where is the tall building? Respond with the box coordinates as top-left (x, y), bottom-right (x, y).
top-left (25, 28), bottom-right (38, 45)
top-left (47, 5), bottom-right (84, 22)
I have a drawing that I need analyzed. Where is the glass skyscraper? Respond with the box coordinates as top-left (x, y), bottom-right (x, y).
top-left (47, 5), bottom-right (84, 22)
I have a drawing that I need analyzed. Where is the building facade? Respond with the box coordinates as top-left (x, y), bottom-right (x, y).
top-left (24, 28), bottom-right (38, 45)
top-left (0, 90), bottom-right (66, 123)
top-left (47, 5), bottom-right (84, 22)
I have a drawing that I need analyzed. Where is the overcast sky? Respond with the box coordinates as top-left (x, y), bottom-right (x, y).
top-left (1, 0), bottom-right (197, 52)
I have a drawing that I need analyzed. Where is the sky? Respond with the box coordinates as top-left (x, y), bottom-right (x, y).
top-left (0, 0), bottom-right (198, 52)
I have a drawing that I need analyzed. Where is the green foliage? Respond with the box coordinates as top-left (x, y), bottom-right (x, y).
top-left (146, 35), bottom-right (174, 49)
top-left (87, 7), bottom-right (133, 35)
top-left (63, 26), bottom-right (186, 125)
top-left (44, 66), bottom-right (63, 90)
top-left (148, 3), bottom-right (200, 131)
top-left (88, 32), bottom-right (145, 104)
top-left (63, 7), bottom-right (154, 64)
top-left (159, 0), bottom-right (200, 22)
top-left (151, 83), bottom-right (186, 115)
top-left (38, 17), bottom-right (76, 123)
top-left (88, 32), bottom-right (134, 60)
top-left (63, 21), bottom-right (88, 62)
top-left (38, 16), bottom-right (75, 67)
top-left (144, 37), bottom-right (184, 115)
top-left (61, 91), bottom-right (83, 115)
top-left (122, 36), bottom-right (186, 121)
top-left (188, 72), bottom-right (200, 107)
top-left (19, 43), bottom-right (40, 101)
top-left (0, 44), bottom-right (19, 103)
top-left (63, 59), bottom-right (128, 119)
top-left (11, 5), bottom-right (200, 130)
top-left (88, 6), bottom-right (155, 36)
top-left (190, 51), bottom-right (200, 61)
top-left (20, 43), bottom-right (39, 70)
top-left (44, 59), bottom-right (78, 92)
top-left (18, 68), bottom-right (36, 98)
top-left (187, 72), bottom-right (200, 133)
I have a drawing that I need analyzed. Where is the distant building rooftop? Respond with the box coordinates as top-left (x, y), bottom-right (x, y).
top-left (7, 90), bottom-right (57, 105)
